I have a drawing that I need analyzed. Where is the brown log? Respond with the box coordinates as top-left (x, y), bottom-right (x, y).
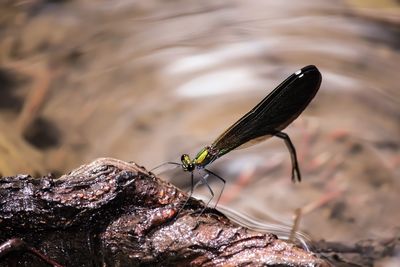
top-left (0, 157), bottom-right (329, 266)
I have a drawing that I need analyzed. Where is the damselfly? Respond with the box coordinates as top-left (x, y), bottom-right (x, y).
top-left (156, 65), bottom-right (322, 210)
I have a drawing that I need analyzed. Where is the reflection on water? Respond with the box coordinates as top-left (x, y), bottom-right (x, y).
top-left (214, 205), bottom-right (313, 251)
top-left (0, 0), bottom-right (399, 252)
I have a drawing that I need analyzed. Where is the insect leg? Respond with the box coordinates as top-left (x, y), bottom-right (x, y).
top-left (204, 168), bottom-right (226, 208)
top-left (274, 131), bottom-right (301, 182)
top-left (178, 172), bottom-right (214, 216)
top-left (195, 173), bottom-right (215, 217)
top-left (200, 173), bottom-right (214, 205)
top-left (177, 171), bottom-right (195, 214)
top-left (0, 238), bottom-right (63, 267)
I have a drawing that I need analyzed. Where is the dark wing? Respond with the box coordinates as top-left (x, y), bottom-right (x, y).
top-left (211, 65), bottom-right (322, 158)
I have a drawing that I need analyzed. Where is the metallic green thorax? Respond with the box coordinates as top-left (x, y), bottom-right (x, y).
top-left (180, 146), bottom-right (218, 172)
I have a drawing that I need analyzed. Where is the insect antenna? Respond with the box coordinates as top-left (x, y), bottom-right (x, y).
top-left (150, 161), bottom-right (181, 173)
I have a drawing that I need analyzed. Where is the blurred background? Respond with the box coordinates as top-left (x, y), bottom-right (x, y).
top-left (0, 0), bottom-right (399, 263)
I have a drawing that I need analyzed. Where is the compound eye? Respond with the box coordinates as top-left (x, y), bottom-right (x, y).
top-left (181, 154), bottom-right (186, 162)
top-left (181, 154), bottom-right (191, 164)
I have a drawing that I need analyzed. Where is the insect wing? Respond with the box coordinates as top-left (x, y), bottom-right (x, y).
top-left (211, 65), bottom-right (322, 158)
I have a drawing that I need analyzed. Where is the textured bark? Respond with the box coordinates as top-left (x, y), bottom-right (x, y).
top-left (0, 158), bottom-right (329, 266)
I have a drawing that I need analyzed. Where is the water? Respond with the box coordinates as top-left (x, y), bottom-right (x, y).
top-left (214, 205), bottom-right (313, 251)
top-left (1, 0), bottom-right (399, 257)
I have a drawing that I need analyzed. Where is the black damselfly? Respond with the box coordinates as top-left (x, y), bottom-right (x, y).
top-left (155, 65), bottom-right (322, 211)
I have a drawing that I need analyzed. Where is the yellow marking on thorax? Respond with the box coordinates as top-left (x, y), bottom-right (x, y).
top-left (195, 149), bottom-right (208, 164)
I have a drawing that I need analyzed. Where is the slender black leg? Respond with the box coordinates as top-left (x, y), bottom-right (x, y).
top-left (197, 173), bottom-right (214, 217)
top-left (177, 172), bottom-right (196, 214)
top-left (150, 162), bottom-right (181, 172)
top-left (204, 169), bottom-right (226, 208)
top-left (274, 131), bottom-right (301, 182)
top-left (0, 238), bottom-right (63, 267)
top-left (178, 170), bottom-right (225, 217)
top-left (199, 173), bottom-right (215, 207)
